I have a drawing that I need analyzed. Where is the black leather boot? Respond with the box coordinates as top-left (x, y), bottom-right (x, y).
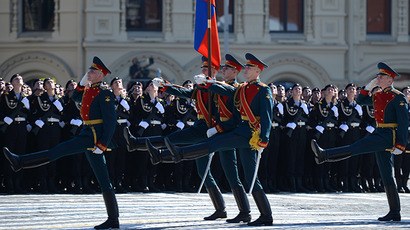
top-left (164, 137), bottom-right (210, 163)
top-left (289, 177), bottom-right (297, 193)
top-left (124, 127), bottom-right (163, 152)
top-left (3, 147), bottom-right (51, 172)
top-left (402, 177), bottom-right (410, 193)
top-left (296, 177), bottom-right (312, 193)
top-left (248, 189), bottom-right (273, 226)
top-left (378, 185), bottom-right (401, 221)
top-left (146, 139), bottom-right (175, 165)
top-left (311, 140), bottom-right (351, 164)
top-left (396, 178), bottom-right (405, 193)
top-left (82, 176), bottom-right (96, 194)
top-left (94, 190), bottom-right (120, 229)
top-left (204, 186), bottom-right (227, 220)
top-left (349, 177), bottom-right (363, 193)
top-left (227, 186), bottom-right (251, 223)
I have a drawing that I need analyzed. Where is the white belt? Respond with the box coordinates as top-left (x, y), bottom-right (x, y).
top-left (117, 119), bottom-right (127, 124)
top-left (271, 122), bottom-right (279, 128)
top-left (47, 118), bottom-right (60, 122)
top-left (326, 123), bottom-right (335, 128)
top-left (150, 120), bottom-right (161, 125)
top-left (187, 121), bottom-right (195, 126)
top-left (297, 121), bottom-right (306, 126)
top-left (14, 117), bottom-right (26, 122)
top-left (350, 122), bottom-right (360, 128)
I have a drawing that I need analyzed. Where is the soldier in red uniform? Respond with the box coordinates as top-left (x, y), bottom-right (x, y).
top-left (3, 57), bottom-right (120, 229)
top-left (312, 62), bottom-right (408, 221)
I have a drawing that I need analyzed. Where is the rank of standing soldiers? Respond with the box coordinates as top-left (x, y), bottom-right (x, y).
top-left (0, 68), bottom-right (409, 195)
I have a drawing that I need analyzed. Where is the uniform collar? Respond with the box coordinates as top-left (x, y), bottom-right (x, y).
top-left (91, 82), bottom-right (102, 88)
top-left (248, 79), bottom-right (260, 85)
top-left (383, 86), bottom-right (393, 92)
top-left (226, 79), bottom-right (237, 85)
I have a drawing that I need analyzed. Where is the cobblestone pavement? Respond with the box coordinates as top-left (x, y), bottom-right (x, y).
top-left (0, 192), bottom-right (410, 229)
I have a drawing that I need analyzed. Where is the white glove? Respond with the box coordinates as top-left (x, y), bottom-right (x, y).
top-left (339, 124), bottom-right (349, 132)
top-left (53, 100), bottom-right (63, 112)
top-left (176, 121), bottom-right (185, 130)
top-left (301, 103), bottom-right (309, 115)
top-left (161, 123), bottom-right (167, 130)
top-left (120, 99), bottom-right (130, 111)
top-left (364, 78), bottom-right (378, 91)
top-left (155, 102), bottom-right (165, 114)
top-left (93, 147), bottom-right (103, 154)
top-left (21, 97), bottom-right (30, 109)
top-left (35, 120), bottom-right (45, 128)
top-left (392, 147), bottom-right (403, 155)
top-left (139, 121), bottom-right (149, 129)
top-left (366, 126), bottom-right (375, 133)
top-left (355, 104), bottom-right (363, 116)
top-left (331, 106), bottom-right (339, 117)
top-left (286, 122), bottom-right (297, 130)
top-left (316, 125), bottom-right (324, 133)
top-left (79, 73), bottom-right (89, 86)
top-left (70, 119), bottom-right (82, 127)
top-left (59, 121), bottom-right (65, 128)
top-left (126, 120), bottom-right (131, 127)
top-left (206, 127), bottom-right (218, 138)
top-left (152, 78), bottom-right (164, 87)
top-left (26, 124), bottom-right (32, 132)
top-left (4, 116), bottom-right (13, 125)
top-left (194, 74), bottom-right (206, 85)
top-left (277, 103), bottom-right (284, 115)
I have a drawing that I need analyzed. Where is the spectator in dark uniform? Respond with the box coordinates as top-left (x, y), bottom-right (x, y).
top-left (0, 74), bottom-right (30, 194)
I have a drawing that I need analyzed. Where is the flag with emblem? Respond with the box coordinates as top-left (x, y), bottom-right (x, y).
top-left (194, 0), bottom-right (221, 69)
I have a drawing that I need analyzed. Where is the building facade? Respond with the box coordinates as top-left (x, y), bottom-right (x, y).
top-left (0, 0), bottom-right (409, 89)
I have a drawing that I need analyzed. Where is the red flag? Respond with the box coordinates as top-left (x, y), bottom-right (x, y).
top-left (194, 0), bottom-right (221, 69)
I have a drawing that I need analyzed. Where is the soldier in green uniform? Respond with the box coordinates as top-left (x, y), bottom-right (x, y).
top-left (312, 62), bottom-right (409, 221)
top-left (3, 56), bottom-right (120, 229)
top-left (148, 53), bottom-right (274, 226)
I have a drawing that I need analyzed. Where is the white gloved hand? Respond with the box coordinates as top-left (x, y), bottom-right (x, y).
top-left (316, 125), bottom-right (324, 133)
top-left (161, 123), bottom-right (167, 130)
top-left (139, 121), bottom-right (149, 129)
top-left (70, 119), bottom-right (82, 127)
top-left (286, 122), bottom-right (297, 130)
top-left (277, 103), bottom-right (284, 115)
top-left (126, 120), bottom-right (131, 127)
top-left (26, 124), bottom-right (32, 132)
top-left (355, 104), bottom-right (363, 116)
top-left (53, 100), bottom-right (63, 112)
top-left (35, 120), bottom-right (45, 128)
top-left (194, 74), bottom-right (206, 85)
top-left (331, 106), bottom-right (339, 117)
top-left (59, 121), bottom-right (65, 128)
top-left (79, 73), bottom-right (90, 86)
top-left (392, 147), bottom-right (403, 155)
top-left (364, 78), bottom-right (378, 91)
top-left (152, 78), bottom-right (164, 87)
top-left (206, 127), bottom-right (218, 138)
top-left (155, 102), bottom-right (165, 114)
top-left (176, 121), bottom-right (185, 130)
top-left (21, 97), bottom-right (30, 109)
top-left (93, 147), bottom-right (103, 154)
top-left (366, 126), bottom-right (375, 133)
top-left (301, 103), bottom-right (309, 115)
top-left (4, 116), bottom-right (13, 125)
top-left (120, 99), bottom-right (130, 111)
top-left (339, 124), bottom-right (349, 132)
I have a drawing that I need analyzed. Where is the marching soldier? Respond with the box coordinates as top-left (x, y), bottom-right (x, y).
top-left (0, 74), bottom-right (30, 194)
top-left (3, 56), bottom-right (120, 229)
top-left (148, 53), bottom-right (274, 226)
top-left (282, 83), bottom-right (310, 193)
top-left (107, 77), bottom-right (130, 193)
top-left (312, 62), bottom-right (408, 221)
top-left (309, 84), bottom-right (339, 192)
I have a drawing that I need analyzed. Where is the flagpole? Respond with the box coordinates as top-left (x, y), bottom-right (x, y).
top-left (207, 0), bottom-right (212, 127)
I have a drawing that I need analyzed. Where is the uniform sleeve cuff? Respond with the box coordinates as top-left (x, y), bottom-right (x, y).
top-left (160, 86), bottom-right (168, 92)
top-left (360, 89), bottom-right (369, 96)
top-left (76, 85), bottom-right (85, 92)
top-left (96, 142), bottom-right (108, 151)
top-left (258, 141), bottom-right (268, 148)
top-left (395, 143), bottom-right (406, 152)
top-left (215, 124), bottom-right (224, 133)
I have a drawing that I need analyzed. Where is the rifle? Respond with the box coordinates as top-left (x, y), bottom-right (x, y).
top-left (136, 106), bottom-right (161, 136)
top-left (314, 114), bottom-right (338, 140)
top-left (32, 109), bottom-right (60, 135)
top-left (339, 112), bottom-right (361, 138)
top-left (286, 107), bottom-right (308, 137)
top-left (1, 102), bottom-right (24, 133)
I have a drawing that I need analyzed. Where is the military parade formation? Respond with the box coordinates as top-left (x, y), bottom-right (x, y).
top-left (1, 55), bottom-right (409, 228)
